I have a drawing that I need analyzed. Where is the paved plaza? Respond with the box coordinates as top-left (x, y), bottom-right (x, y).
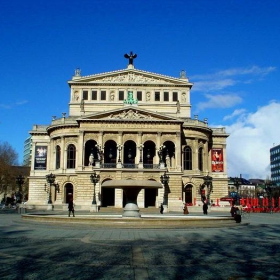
top-left (0, 209), bottom-right (280, 280)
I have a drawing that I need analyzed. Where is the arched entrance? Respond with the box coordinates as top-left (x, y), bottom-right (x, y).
top-left (144, 188), bottom-right (157, 207)
top-left (102, 188), bottom-right (115, 207)
top-left (184, 184), bottom-right (193, 204)
top-left (65, 183), bottom-right (74, 203)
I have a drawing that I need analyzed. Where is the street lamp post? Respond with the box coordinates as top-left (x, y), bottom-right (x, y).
top-left (160, 171), bottom-right (169, 209)
top-left (117, 144), bottom-right (123, 163)
top-left (90, 171), bottom-right (100, 205)
top-left (45, 173), bottom-right (56, 204)
top-left (16, 175), bottom-right (25, 203)
top-left (139, 144), bottom-right (144, 163)
top-left (233, 177), bottom-right (242, 206)
top-left (203, 174), bottom-right (213, 206)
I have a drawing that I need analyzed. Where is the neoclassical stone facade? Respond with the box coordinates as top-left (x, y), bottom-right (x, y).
top-left (27, 56), bottom-right (229, 211)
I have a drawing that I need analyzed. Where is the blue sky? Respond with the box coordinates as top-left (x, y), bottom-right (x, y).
top-left (1, 0), bottom-right (280, 179)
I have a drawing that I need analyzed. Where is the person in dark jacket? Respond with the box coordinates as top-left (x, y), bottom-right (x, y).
top-left (230, 205), bottom-right (236, 217)
top-left (68, 199), bottom-right (75, 217)
top-left (160, 203), bottom-right (164, 214)
top-left (203, 201), bottom-right (208, 215)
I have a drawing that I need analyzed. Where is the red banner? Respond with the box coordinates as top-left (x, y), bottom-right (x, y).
top-left (211, 149), bottom-right (224, 172)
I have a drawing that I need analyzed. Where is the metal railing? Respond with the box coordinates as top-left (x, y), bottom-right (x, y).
top-left (99, 163), bottom-right (160, 169)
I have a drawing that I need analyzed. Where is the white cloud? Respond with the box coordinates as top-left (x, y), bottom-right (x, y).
top-left (196, 94), bottom-right (242, 111)
top-left (0, 103), bottom-right (11, 109)
top-left (191, 65), bottom-right (276, 92)
top-left (192, 79), bottom-right (236, 92)
top-left (0, 100), bottom-right (28, 109)
top-left (15, 100), bottom-right (28, 106)
top-left (224, 101), bottom-right (280, 179)
top-left (223, 109), bottom-right (247, 121)
top-left (192, 66), bottom-right (276, 80)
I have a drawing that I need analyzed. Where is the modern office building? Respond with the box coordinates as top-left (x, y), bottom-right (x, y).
top-left (270, 144), bottom-right (280, 186)
top-left (23, 136), bottom-right (32, 167)
top-left (26, 53), bottom-right (229, 211)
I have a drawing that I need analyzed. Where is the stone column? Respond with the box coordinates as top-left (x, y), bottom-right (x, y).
top-left (156, 132), bottom-right (161, 165)
top-left (193, 138), bottom-right (199, 171)
top-left (204, 141), bottom-right (209, 173)
top-left (136, 189), bottom-right (144, 208)
top-left (49, 138), bottom-right (55, 171)
top-left (61, 137), bottom-right (66, 172)
top-left (77, 130), bottom-right (84, 170)
top-left (115, 188), bottom-right (123, 208)
top-left (175, 132), bottom-right (181, 171)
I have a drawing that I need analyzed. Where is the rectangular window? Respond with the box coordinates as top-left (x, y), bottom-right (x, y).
top-left (83, 90), bottom-right (88, 100)
top-left (164, 92), bottom-right (169, 101)
top-left (91, 90), bottom-right (97, 100)
top-left (173, 92), bottom-right (178, 101)
top-left (155, 91), bottom-right (160, 101)
top-left (137, 91), bottom-right (142, 101)
top-left (119, 91), bottom-right (124, 100)
top-left (101, 90), bottom-right (106, 100)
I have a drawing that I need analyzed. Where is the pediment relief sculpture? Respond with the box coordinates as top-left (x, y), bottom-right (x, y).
top-left (92, 73), bottom-right (173, 84)
top-left (107, 109), bottom-right (155, 120)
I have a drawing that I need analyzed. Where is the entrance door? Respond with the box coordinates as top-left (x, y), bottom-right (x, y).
top-left (145, 189), bottom-right (157, 208)
top-left (184, 185), bottom-right (192, 204)
top-left (102, 187), bottom-right (115, 207)
top-left (65, 183), bottom-right (73, 203)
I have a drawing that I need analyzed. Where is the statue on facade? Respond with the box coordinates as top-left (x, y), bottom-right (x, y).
top-left (89, 153), bottom-right (94, 166)
top-left (95, 144), bottom-right (103, 161)
top-left (123, 91), bottom-right (138, 105)
top-left (158, 145), bottom-right (166, 163)
top-left (176, 100), bottom-right (180, 113)
top-left (124, 51), bottom-right (137, 65)
top-left (166, 153), bottom-right (171, 168)
top-left (80, 98), bottom-right (85, 112)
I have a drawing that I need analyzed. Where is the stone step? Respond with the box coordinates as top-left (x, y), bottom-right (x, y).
top-left (99, 207), bottom-right (160, 213)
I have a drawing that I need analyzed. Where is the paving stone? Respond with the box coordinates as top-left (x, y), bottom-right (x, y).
top-left (0, 210), bottom-right (280, 279)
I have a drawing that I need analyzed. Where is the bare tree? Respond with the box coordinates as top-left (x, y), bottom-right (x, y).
top-left (0, 141), bottom-right (19, 198)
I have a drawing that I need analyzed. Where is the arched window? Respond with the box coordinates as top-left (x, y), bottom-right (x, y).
top-left (183, 146), bottom-right (192, 170)
top-left (67, 144), bottom-right (76, 169)
top-left (198, 147), bottom-right (203, 171)
top-left (55, 145), bottom-right (61, 169)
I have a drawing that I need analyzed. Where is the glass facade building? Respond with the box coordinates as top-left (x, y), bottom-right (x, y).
top-left (270, 144), bottom-right (280, 186)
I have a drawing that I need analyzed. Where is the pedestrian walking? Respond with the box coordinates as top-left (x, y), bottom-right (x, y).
top-left (234, 205), bottom-right (242, 223)
top-left (160, 203), bottom-right (164, 214)
top-left (68, 199), bottom-right (75, 217)
top-left (203, 201), bottom-right (208, 215)
top-left (230, 205), bottom-right (236, 217)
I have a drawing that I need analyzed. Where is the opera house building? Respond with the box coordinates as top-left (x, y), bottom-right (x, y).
top-left (27, 54), bottom-right (229, 212)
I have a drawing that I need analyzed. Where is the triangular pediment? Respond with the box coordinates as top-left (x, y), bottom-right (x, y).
top-left (69, 68), bottom-right (192, 86)
top-left (77, 107), bottom-right (182, 122)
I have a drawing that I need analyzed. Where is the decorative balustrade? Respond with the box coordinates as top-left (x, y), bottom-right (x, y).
top-left (96, 163), bottom-right (160, 169)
